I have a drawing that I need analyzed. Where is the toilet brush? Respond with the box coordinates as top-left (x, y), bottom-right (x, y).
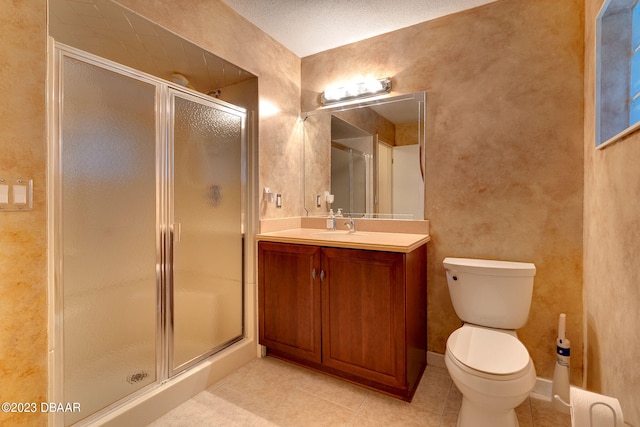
top-left (552, 313), bottom-right (571, 413)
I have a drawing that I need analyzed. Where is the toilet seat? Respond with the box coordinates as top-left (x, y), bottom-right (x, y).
top-left (446, 324), bottom-right (531, 380)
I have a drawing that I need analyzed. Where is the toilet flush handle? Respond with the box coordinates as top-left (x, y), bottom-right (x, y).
top-left (446, 270), bottom-right (458, 281)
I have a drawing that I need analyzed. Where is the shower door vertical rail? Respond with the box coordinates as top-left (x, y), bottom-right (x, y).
top-left (167, 89), bottom-right (246, 376)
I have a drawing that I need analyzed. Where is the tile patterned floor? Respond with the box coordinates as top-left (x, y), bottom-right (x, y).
top-left (149, 356), bottom-right (572, 426)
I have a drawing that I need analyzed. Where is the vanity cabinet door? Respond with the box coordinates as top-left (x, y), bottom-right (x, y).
top-left (321, 247), bottom-right (407, 390)
top-left (258, 242), bottom-right (322, 363)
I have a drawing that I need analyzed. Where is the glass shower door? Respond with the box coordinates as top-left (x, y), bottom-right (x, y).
top-left (331, 144), bottom-right (368, 215)
top-left (59, 55), bottom-right (158, 426)
top-left (169, 91), bottom-right (246, 374)
top-left (56, 48), bottom-right (248, 424)
top-left (352, 151), bottom-right (367, 214)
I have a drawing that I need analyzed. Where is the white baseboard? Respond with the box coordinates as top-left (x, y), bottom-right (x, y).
top-left (531, 377), bottom-right (553, 401)
top-left (427, 351), bottom-right (553, 401)
top-left (427, 350), bottom-right (446, 368)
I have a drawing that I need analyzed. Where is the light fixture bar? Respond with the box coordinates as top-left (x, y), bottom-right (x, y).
top-left (321, 78), bottom-right (392, 105)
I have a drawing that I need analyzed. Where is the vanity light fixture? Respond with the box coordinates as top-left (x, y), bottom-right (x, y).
top-left (321, 77), bottom-right (392, 105)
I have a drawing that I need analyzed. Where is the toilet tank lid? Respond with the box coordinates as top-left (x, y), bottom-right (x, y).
top-left (443, 257), bottom-right (536, 277)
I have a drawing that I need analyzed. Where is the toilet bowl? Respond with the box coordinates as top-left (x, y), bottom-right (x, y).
top-left (442, 257), bottom-right (537, 427)
top-left (445, 324), bottom-right (536, 427)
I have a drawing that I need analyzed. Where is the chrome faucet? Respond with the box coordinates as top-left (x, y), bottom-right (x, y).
top-left (344, 217), bottom-right (356, 233)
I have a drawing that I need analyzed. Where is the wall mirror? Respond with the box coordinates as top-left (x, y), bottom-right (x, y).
top-left (303, 92), bottom-right (426, 220)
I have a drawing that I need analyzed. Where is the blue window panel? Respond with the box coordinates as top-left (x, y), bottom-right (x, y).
top-left (630, 96), bottom-right (640, 126)
top-left (630, 51), bottom-right (640, 97)
top-left (633, 2), bottom-right (640, 51)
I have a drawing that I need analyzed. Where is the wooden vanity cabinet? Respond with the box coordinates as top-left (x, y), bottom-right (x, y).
top-left (258, 242), bottom-right (322, 363)
top-left (258, 241), bottom-right (427, 401)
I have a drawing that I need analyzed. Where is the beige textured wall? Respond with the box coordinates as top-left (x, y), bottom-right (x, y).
top-left (116, 0), bottom-right (303, 220)
top-left (302, 0), bottom-right (584, 381)
top-left (13, 1), bottom-right (633, 425)
top-left (0, 2), bottom-right (48, 426)
top-left (585, 1), bottom-right (640, 423)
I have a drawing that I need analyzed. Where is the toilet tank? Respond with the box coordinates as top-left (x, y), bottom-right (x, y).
top-left (443, 257), bottom-right (536, 329)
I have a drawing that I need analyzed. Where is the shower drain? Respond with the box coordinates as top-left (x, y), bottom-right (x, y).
top-left (127, 371), bottom-right (148, 384)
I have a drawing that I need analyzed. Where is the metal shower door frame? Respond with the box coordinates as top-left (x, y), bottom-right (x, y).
top-left (49, 42), bottom-right (247, 426)
top-left (164, 88), bottom-right (247, 377)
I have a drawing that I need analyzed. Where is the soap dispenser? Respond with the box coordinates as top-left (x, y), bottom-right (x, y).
top-left (336, 208), bottom-right (343, 218)
top-left (326, 209), bottom-right (336, 231)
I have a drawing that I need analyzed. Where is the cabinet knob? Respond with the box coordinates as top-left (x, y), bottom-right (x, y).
top-left (320, 270), bottom-right (325, 281)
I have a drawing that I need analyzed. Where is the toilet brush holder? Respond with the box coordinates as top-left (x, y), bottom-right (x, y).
top-left (552, 313), bottom-right (571, 414)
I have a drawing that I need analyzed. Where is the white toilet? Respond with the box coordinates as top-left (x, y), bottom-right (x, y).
top-left (443, 257), bottom-right (537, 427)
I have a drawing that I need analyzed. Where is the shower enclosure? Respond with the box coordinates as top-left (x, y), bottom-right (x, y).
top-left (51, 45), bottom-right (247, 425)
top-left (331, 142), bottom-right (370, 215)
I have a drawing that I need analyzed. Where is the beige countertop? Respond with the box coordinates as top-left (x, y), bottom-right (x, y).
top-left (256, 228), bottom-right (430, 253)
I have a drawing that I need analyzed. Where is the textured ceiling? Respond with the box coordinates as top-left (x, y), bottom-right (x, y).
top-left (221, 0), bottom-right (498, 57)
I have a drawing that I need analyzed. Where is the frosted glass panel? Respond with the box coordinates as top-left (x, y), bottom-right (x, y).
top-left (352, 153), bottom-right (367, 214)
top-left (631, 96), bottom-right (640, 125)
top-left (61, 56), bottom-right (157, 425)
top-left (633, 3), bottom-right (640, 51)
top-left (331, 146), bottom-right (367, 215)
top-left (331, 146), bottom-right (351, 212)
top-left (171, 93), bottom-right (245, 371)
top-left (377, 143), bottom-right (393, 215)
top-left (630, 52), bottom-right (640, 99)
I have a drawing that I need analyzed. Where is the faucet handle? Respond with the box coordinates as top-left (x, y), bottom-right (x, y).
top-left (344, 218), bottom-right (356, 233)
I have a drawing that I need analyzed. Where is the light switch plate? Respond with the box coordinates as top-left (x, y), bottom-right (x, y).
top-left (0, 178), bottom-right (33, 211)
top-left (0, 184), bottom-right (8, 204)
top-left (13, 184), bottom-right (27, 204)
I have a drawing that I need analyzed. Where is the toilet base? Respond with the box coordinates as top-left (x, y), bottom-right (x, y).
top-left (457, 396), bottom-right (519, 427)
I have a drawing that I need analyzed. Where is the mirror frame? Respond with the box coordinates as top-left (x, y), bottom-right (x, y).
top-left (302, 91), bottom-right (426, 219)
